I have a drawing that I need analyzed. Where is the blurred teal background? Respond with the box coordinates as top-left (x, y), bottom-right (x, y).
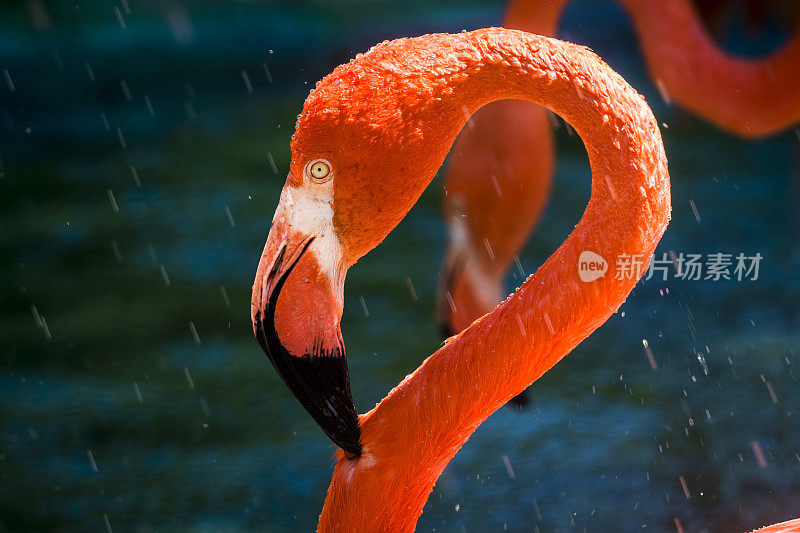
top-left (1, 1), bottom-right (799, 531)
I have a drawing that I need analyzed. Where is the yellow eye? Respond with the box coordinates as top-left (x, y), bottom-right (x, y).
top-left (307, 159), bottom-right (332, 182)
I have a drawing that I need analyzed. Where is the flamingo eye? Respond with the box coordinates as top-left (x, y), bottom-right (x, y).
top-left (306, 159), bottom-right (332, 183)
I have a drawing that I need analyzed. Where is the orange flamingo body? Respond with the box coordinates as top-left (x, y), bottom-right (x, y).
top-left (752, 517), bottom-right (800, 532)
top-left (251, 28), bottom-right (672, 530)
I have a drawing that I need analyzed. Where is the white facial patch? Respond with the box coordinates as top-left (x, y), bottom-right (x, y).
top-left (279, 180), bottom-right (345, 284)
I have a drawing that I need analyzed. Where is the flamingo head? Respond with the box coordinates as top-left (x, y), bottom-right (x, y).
top-left (251, 40), bottom-right (469, 458)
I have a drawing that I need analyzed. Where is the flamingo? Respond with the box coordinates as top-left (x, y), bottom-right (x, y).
top-left (250, 27), bottom-right (674, 530)
top-left (438, 0), bottom-right (800, 407)
top-left (753, 518), bottom-right (800, 532)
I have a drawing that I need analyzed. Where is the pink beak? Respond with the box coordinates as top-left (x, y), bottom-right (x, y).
top-left (251, 210), bottom-right (362, 458)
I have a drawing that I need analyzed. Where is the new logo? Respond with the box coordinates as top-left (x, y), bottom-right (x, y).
top-left (578, 251), bottom-right (608, 282)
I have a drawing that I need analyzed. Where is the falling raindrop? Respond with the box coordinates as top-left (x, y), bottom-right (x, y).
top-left (106, 189), bottom-right (119, 213)
top-left (689, 199), bottom-right (701, 222)
top-left (696, 351), bottom-right (709, 375)
top-left (189, 321), bottom-right (201, 344)
top-left (113, 6), bottom-right (126, 29)
top-left (87, 450), bottom-right (98, 472)
top-left (158, 264), bottom-right (170, 286)
top-left (85, 62), bottom-right (96, 82)
top-left (642, 339), bottom-right (657, 370)
top-left (3, 69), bottom-right (15, 92)
top-left (183, 366), bottom-right (195, 389)
top-left (501, 455), bottom-right (515, 478)
top-left (267, 152), bottom-right (278, 175)
top-left (241, 70), bottom-right (253, 94)
top-left (130, 165), bottom-right (141, 187)
top-left (120, 80), bottom-right (132, 101)
top-left (110, 240), bottom-right (122, 262)
top-left (751, 440), bottom-right (768, 467)
top-left (405, 277), bottom-right (418, 302)
top-left (220, 285), bottom-right (230, 306)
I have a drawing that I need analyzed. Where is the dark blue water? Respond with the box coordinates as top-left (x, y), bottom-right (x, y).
top-left (1, 1), bottom-right (798, 531)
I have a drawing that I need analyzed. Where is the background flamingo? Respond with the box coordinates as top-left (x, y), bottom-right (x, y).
top-left (251, 27), bottom-right (672, 531)
top-left (439, 0), bottom-right (800, 408)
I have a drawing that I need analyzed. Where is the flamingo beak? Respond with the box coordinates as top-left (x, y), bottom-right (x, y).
top-left (251, 208), bottom-right (362, 458)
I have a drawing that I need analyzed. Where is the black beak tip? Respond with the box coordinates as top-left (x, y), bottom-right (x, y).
top-left (254, 311), bottom-right (363, 458)
top-left (288, 354), bottom-right (363, 458)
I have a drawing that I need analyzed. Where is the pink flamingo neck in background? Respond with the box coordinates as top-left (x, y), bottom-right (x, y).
top-left (505, 0), bottom-right (800, 137)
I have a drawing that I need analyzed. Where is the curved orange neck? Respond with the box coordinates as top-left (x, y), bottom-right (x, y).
top-left (751, 517), bottom-right (800, 532)
top-left (318, 29), bottom-right (670, 532)
top-left (505, 0), bottom-right (800, 137)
